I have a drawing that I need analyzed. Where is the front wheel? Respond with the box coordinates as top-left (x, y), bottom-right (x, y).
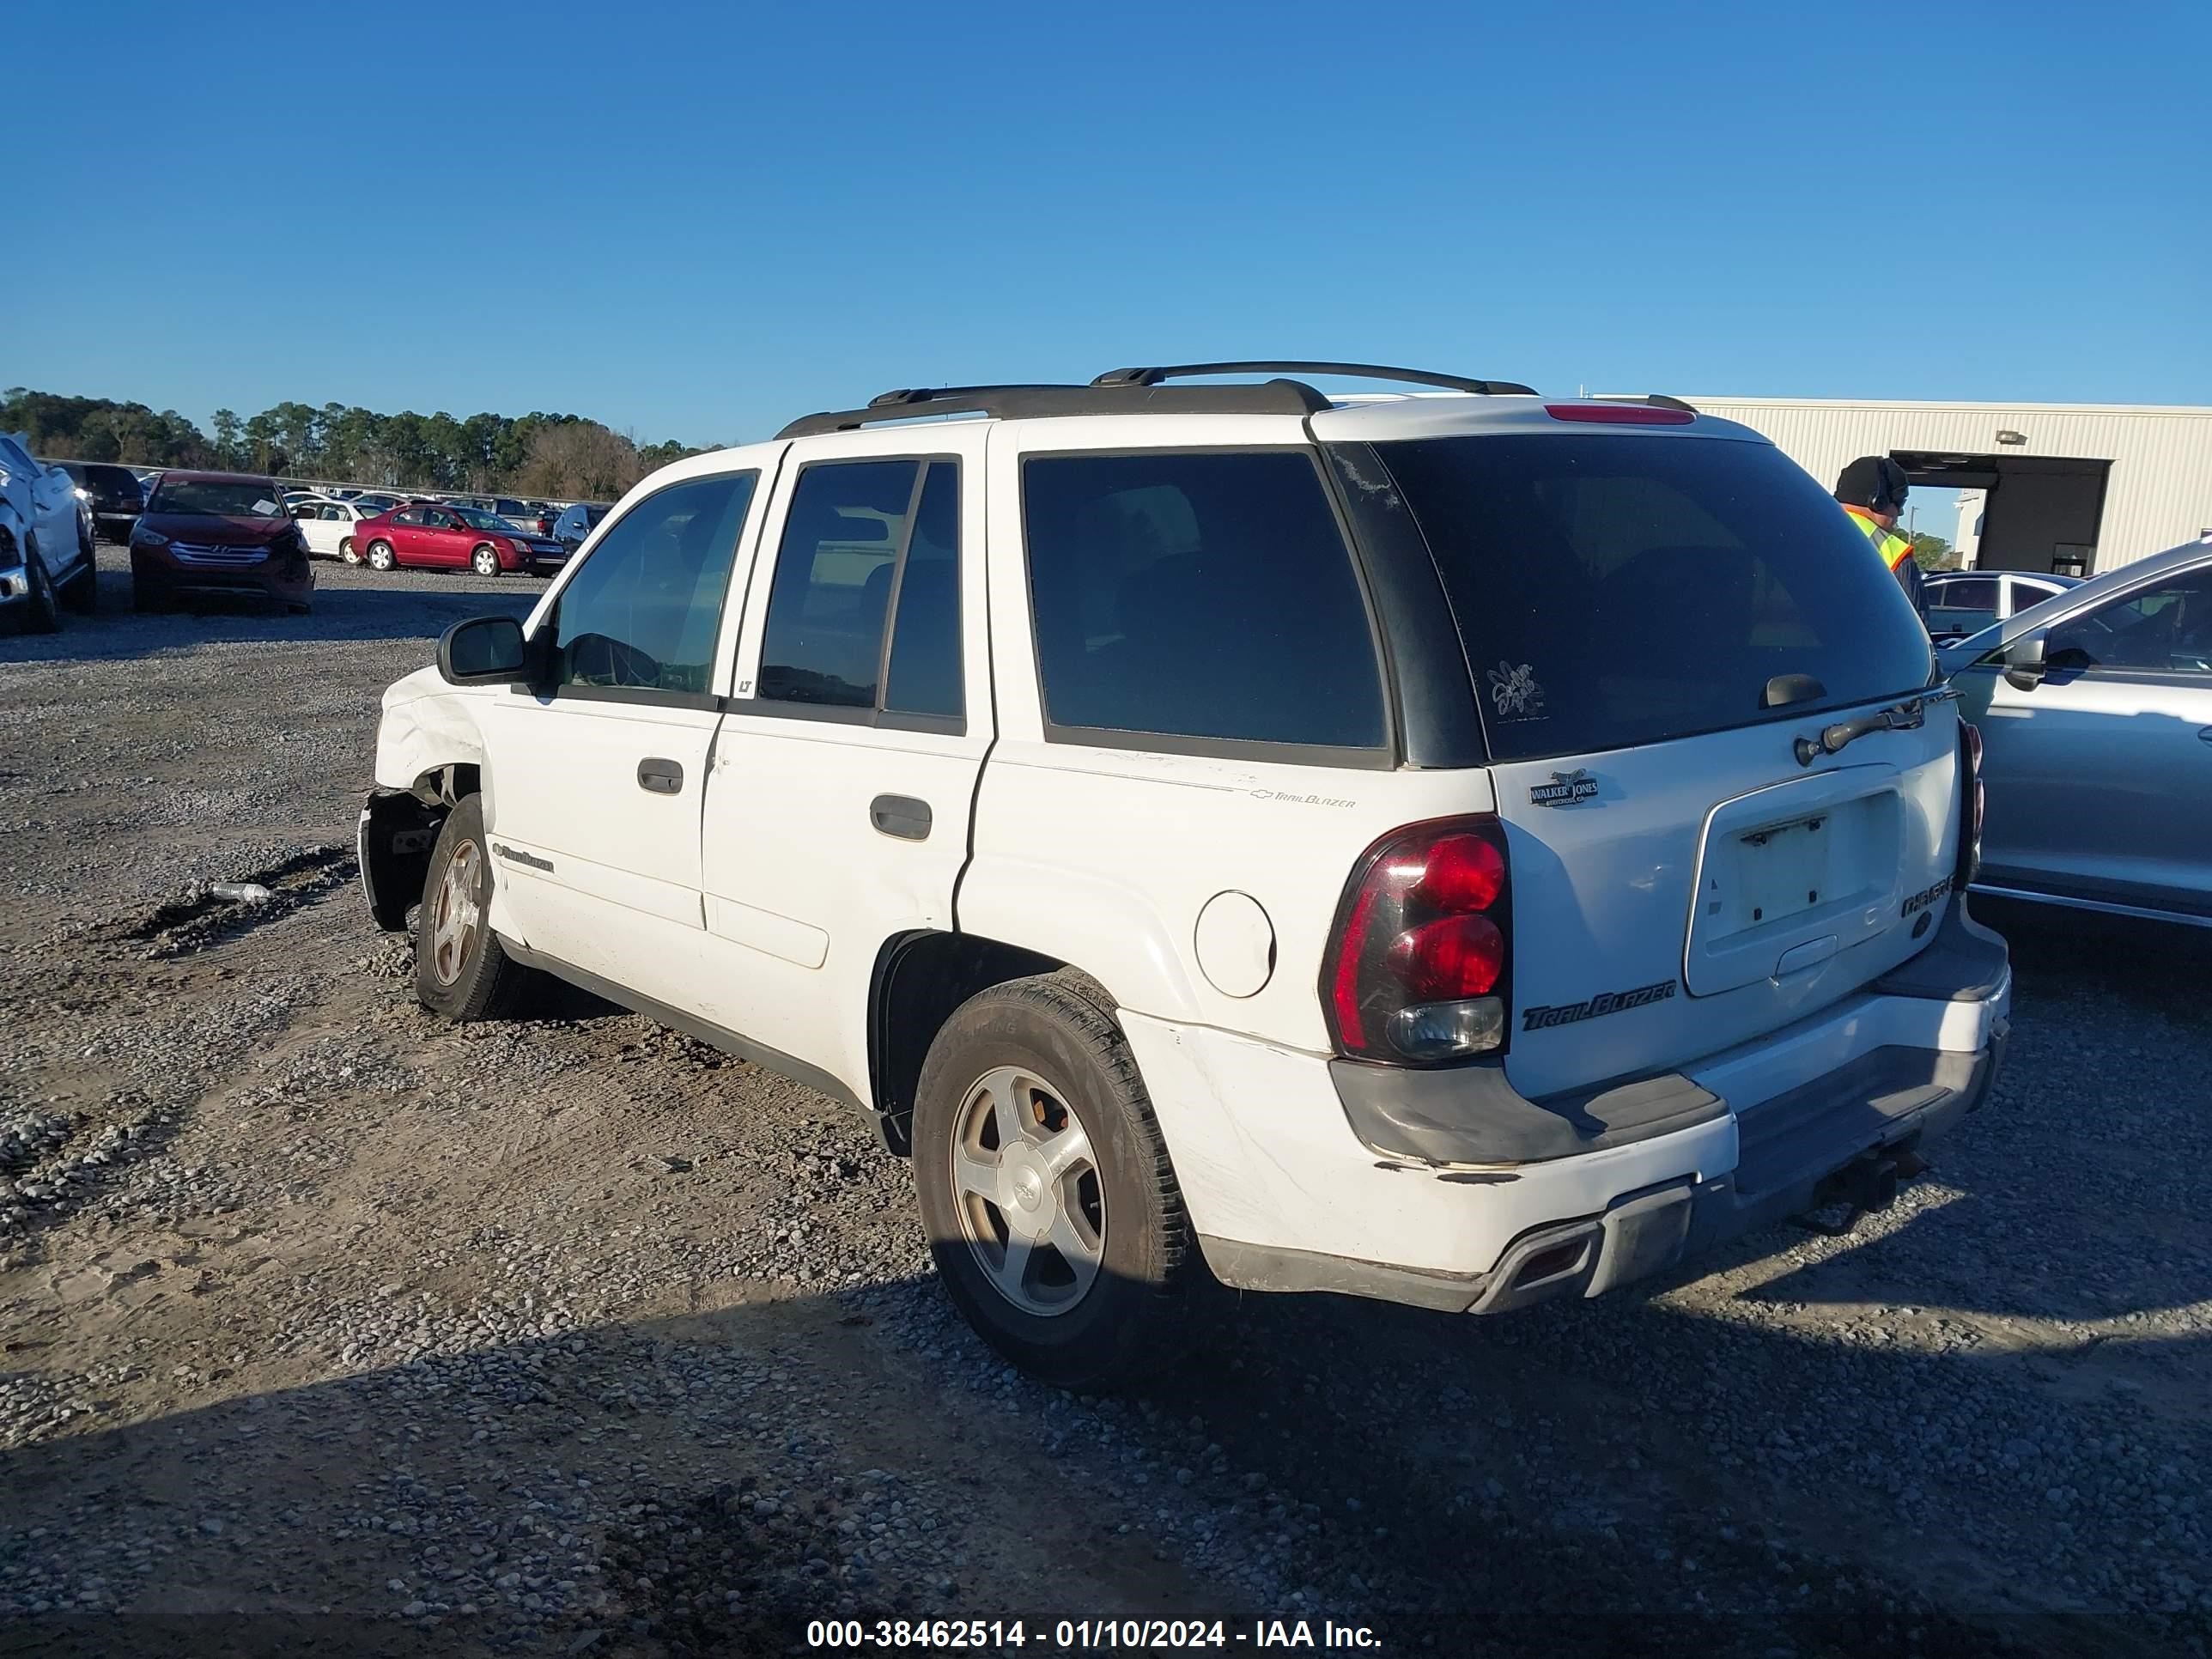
top-left (910, 973), bottom-right (1202, 1390)
top-left (15, 537), bottom-right (60, 634)
top-left (413, 794), bottom-right (540, 1021)
top-left (471, 544), bottom-right (501, 578)
top-left (365, 539), bottom-right (396, 572)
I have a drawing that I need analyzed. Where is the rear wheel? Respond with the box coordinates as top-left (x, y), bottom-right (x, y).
top-left (471, 544), bottom-right (501, 578)
top-left (413, 794), bottom-right (541, 1021)
top-left (61, 524), bottom-right (97, 614)
top-left (910, 973), bottom-right (1202, 1390)
top-left (365, 539), bottom-right (396, 573)
top-left (339, 538), bottom-right (360, 565)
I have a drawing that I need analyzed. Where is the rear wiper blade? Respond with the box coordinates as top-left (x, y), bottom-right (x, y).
top-left (1794, 688), bottom-right (1962, 767)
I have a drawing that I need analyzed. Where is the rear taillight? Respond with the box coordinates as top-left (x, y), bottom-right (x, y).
top-left (1544, 402), bottom-right (1696, 425)
top-left (1322, 817), bottom-right (1512, 1065)
top-left (1957, 720), bottom-right (1984, 888)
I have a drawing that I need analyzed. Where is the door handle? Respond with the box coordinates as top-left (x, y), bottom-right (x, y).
top-left (870, 794), bottom-right (932, 840)
top-left (637, 757), bottom-right (684, 795)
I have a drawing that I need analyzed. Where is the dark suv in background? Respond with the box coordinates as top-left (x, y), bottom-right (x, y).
top-left (50, 461), bottom-right (146, 544)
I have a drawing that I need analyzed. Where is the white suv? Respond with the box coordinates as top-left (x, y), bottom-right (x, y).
top-left (360, 362), bottom-right (2012, 1388)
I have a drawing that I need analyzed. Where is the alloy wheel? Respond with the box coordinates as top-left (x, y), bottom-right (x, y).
top-left (948, 1065), bottom-right (1106, 1316)
top-left (428, 840), bottom-right (483, 987)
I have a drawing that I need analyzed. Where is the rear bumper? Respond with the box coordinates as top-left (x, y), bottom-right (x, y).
top-left (1127, 898), bottom-right (2009, 1315)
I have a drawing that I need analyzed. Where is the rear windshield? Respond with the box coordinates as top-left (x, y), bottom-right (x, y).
top-left (149, 479), bottom-right (284, 518)
top-left (1353, 434), bottom-right (1934, 762)
top-left (84, 465), bottom-right (143, 497)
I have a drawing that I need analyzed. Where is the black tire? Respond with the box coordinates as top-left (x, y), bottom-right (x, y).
top-left (61, 525), bottom-right (98, 615)
top-left (413, 795), bottom-right (541, 1021)
top-left (16, 536), bottom-right (60, 634)
top-left (131, 577), bottom-right (170, 614)
top-left (366, 539), bottom-right (396, 573)
top-left (910, 971), bottom-right (1202, 1390)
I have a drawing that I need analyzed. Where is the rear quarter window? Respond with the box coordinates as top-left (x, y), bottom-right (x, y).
top-left (1357, 434), bottom-right (1934, 762)
top-left (1021, 450), bottom-right (1387, 753)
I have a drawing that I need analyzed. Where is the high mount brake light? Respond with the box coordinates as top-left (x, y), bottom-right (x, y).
top-left (1323, 816), bottom-right (1513, 1064)
top-left (1545, 403), bottom-right (1696, 425)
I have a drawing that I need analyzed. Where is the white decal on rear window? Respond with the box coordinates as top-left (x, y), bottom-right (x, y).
top-left (1486, 660), bottom-right (1545, 719)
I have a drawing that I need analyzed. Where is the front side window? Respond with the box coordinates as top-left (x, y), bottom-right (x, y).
top-left (1022, 450), bottom-right (1386, 750)
top-left (2047, 568), bottom-right (2212, 674)
top-left (756, 459), bottom-right (963, 720)
top-left (552, 471), bottom-right (757, 696)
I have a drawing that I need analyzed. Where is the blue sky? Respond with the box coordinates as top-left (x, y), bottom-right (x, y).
top-left (10, 1), bottom-right (2208, 446)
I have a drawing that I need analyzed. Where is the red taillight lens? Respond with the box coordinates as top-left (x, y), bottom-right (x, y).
top-left (1386, 914), bottom-right (1505, 1000)
top-left (1544, 402), bottom-right (1696, 425)
top-left (1322, 815), bottom-right (1512, 1064)
top-left (1958, 720), bottom-right (1984, 887)
top-left (1415, 832), bottom-right (1506, 912)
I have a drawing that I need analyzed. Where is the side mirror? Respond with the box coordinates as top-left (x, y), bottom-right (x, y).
top-left (2002, 631), bottom-right (2047, 692)
top-left (437, 615), bottom-right (532, 685)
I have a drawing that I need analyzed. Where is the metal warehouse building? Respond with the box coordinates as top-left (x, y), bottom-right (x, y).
top-left (1683, 397), bottom-right (2212, 576)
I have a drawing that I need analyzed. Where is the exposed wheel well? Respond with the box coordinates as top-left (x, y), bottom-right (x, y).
top-left (870, 932), bottom-right (1093, 1156)
top-left (410, 763), bottom-right (481, 809)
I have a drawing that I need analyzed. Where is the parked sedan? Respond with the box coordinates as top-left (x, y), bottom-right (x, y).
top-left (288, 497), bottom-right (381, 562)
top-left (1942, 538), bottom-right (2212, 927)
top-left (1923, 568), bottom-right (2081, 642)
top-left (131, 471), bottom-right (314, 613)
top-left (353, 502), bottom-right (567, 575)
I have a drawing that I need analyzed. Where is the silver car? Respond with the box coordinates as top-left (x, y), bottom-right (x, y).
top-left (1942, 538), bottom-right (2212, 927)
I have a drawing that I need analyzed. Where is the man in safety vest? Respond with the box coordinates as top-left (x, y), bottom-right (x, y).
top-left (1834, 455), bottom-right (1926, 618)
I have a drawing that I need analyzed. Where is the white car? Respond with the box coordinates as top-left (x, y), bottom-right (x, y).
top-left (358, 362), bottom-right (2011, 1387)
top-left (287, 496), bottom-right (380, 562)
top-left (0, 432), bottom-right (99, 631)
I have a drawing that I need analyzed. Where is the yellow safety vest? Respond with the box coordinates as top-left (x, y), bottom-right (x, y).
top-left (1842, 504), bottom-right (1913, 571)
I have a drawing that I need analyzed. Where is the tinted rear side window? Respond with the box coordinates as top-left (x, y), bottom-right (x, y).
top-left (1022, 451), bottom-right (1385, 750)
top-left (1358, 435), bottom-right (1932, 762)
top-left (757, 459), bottom-right (921, 708)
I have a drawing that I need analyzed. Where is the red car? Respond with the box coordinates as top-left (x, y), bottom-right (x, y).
top-left (130, 471), bottom-right (314, 613)
top-left (353, 502), bottom-right (568, 577)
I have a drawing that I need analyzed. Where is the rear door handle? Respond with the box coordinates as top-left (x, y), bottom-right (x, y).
top-left (870, 794), bottom-right (932, 840)
top-left (637, 757), bottom-right (684, 795)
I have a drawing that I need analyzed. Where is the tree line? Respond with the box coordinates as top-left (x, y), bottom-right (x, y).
top-left (2, 387), bottom-right (711, 502)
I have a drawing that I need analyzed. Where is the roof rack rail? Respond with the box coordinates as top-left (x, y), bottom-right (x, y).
top-left (775, 379), bottom-right (1332, 440)
top-left (1592, 392), bottom-right (1699, 414)
top-left (1092, 361), bottom-right (1538, 397)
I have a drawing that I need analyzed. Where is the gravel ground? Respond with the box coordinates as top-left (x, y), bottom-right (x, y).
top-left (2, 549), bottom-right (2209, 1657)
